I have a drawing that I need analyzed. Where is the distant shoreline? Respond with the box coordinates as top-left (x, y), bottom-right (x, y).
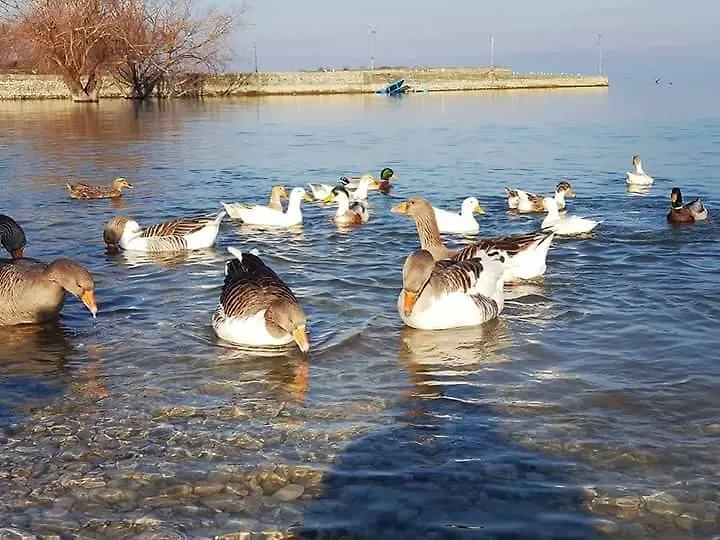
top-left (0, 67), bottom-right (608, 100)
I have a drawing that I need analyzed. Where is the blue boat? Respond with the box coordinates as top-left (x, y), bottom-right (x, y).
top-left (376, 78), bottom-right (409, 96)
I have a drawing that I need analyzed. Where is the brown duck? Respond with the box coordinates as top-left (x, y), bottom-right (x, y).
top-left (0, 258), bottom-right (97, 325)
top-left (667, 187), bottom-right (708, 224)
top-left (66, 177), bottom-right (133, 200)
top-left (0, 215), bottom-right (27, 258)
top-left (391, 196), bottom-right (554, 283)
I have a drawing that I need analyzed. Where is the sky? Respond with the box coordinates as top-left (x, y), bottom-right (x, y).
top-left (219, 0), bottom-right (718, 77)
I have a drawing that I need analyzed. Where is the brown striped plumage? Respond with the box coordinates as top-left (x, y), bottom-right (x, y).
top-left (103, 214), bottom-right (218, 251)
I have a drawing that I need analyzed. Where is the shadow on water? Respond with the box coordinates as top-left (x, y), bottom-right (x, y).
top-left (293, 322), bottom-right (604, 539)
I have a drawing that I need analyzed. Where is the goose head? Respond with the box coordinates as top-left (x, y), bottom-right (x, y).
top-left (0, 215), bottom-right (27, 258)
top-left (265, 298), bottom-right (309, 352)
top-left (401, 249), bottom-right (434, 316)
top-left (45, 259), bottom-right (97, 317)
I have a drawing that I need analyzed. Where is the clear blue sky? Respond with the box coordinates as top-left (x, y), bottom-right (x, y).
top-left (223, 0), bottom-right (718, 74)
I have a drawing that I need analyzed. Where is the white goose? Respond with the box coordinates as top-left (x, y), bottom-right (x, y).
top-left (222, 187), bottom-right (312, 228)
top-left (103, 212), bottom-right (225, 252)
top-left (625, 155), bottom-right (654, 186)
top-left (541, 201), bottom-right (601, 236)
top-left (432, 197), bottom-right (484, 234)
top-left (398, 249), bottom-right (505, 330)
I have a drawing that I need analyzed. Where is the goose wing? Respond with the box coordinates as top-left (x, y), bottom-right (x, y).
top-left (142, 215), bottom-right (216, 237)
top-left (451, 232), bottom-right (551, 261)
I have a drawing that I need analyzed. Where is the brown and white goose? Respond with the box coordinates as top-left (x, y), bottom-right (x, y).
top-left (399, 249), bottom-right (505, 330)
top-left (0, 215), bottom-right (27, 258)
top-left (0, 258), bottom-right (97, 326)
top-left (212, 248), bottom-right (310, 352)
top-left (392, 196), bottom-right (554, 283)
top-left (103, 212), bottom-right (225, 252)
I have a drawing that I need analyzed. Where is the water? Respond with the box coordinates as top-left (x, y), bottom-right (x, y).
top-left (1, 79), bottom-right (719, 539)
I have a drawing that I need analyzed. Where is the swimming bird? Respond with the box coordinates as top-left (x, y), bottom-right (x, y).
top-left (342, 167), bottom-right (398, 194)
top-left (66, 177), bottom-right (133, 200)
top-left (667, 187), bottom-right (708, 224)
top-left (212, 248), bottom-right (310, 352)
top-left (345, 175), bottom-right (379, 202)
top-left (505, 181), bottom-right (575, 213)
top-left (223, 185), bottom-right (289, 216)
top-left (399, 249), bottom-right (505, 330)
top-left (392, 196), bottom-right (554, 283)
top-left (222, 187), bottom-right (312, 227)
top-left (0, 258), bottom-right (97, 325)
top-left (323, 186), bottom-right (369, 226)
top-left (0, 215), bottom-right (27, 258)
top-left (541, 200), bottom-right (601, 236)
top-left (625, 155), bottom-right (654, 186)
top-left (432, 196), bottom-right (484, 234)
top-left (103, 212), bottom-right (225, 252)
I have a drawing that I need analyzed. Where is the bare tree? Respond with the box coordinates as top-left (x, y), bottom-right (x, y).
top-left (112, 0), bottom-right (240, 99)
top-left (10, 0), bottom-right (118, 101)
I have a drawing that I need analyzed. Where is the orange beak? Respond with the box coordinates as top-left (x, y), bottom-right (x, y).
top-left (402, 289), bottom-right (418, 316)
top-left (292, 326), bottom-right (310, 353)
top-left (11, 247), bottom-right (24, 258)
top-left (391, 201), bottom-right (410, 214)
top-left (80, 289), bottom-right (98, 318)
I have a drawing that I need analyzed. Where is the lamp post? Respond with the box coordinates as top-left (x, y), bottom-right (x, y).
top-left (369, 25), bottom-right (376, 71)
top-left (253, 41), bottom-right (258, 73)
top-left (597, 33), bottom-right (603, 74)
top-left (489, 34), bottom-right (494, 69)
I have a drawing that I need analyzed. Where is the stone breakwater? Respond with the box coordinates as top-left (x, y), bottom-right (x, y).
top-left (0, 67), bottom-right (608, 100)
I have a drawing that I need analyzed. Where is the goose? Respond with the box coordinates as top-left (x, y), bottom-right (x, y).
top-left (223, 185), bottom-right (289, 217)
top-left (66, 177), bottom-right (133, 199)
top-left (667, 187), bottom-right (708, 224)
top-left (212, 247), bottom-right (309, 352)
top-left (432, 197), bottom-right (484, 234)
top-left (0, 215), bottom-right (27, 258)
top-left (505, 181), bottom-right (576, 213)
top-left (541, 200), bottom-right (601, 236)
top-left (103, 211), bottom-right (225, 252)
top-left (392, 196), bottom-right (554, 283)
top-left (222, 187), bottom-right (312, 227)
top-left (625, 155), bottom-right (654, 186)
top-left (0, 258), bottom-right (97, 325)
top-left (399, 249), bottom-right (505, 330)
top-left (342, 167), bottom-right (398, 194)
top-left (323, 186), bottom-right (369, 226)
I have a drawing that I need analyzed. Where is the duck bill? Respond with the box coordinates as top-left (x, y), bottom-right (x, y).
top-left (567, 189), bottom-right (576, 197)
top-left (302, 193), bottom-right (314, 202)
top-left (292, 327), bottom-right (310, 353)
top-left (322, 193), bottom-right (335, 204)
top-left (402, 289), bottom-right (418, 316)
top-left (474, 205), bottom-right (485, 215)
top-left (390, 173), bottom-right (399, 181)
top-left (11, 247), bottom-right (24, 258)
top-left (80, 289), bottom-right (98, 318)
top-left (391, 201), bottom-right (410, 214)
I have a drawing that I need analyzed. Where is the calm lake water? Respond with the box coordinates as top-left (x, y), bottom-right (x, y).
top-left (1, 79), bottom-right (719, 539)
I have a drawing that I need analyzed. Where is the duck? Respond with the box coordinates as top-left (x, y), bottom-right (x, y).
top-left (66, 177), bottom-right (133, 199)
top-left (392, 196), bottom-right (554, 283)
top-left (625, 155), bottom-right (654, 186)
top-left (505, 181), bottom-right (576, 213)
top-left (103, 211), bottom-right (225, 252)
top-left (223, 185), bottom-right (289, 217)
top-left (307, 180), bottom-right (347, 202)
top-left (541, 200), bottom-right (601, 236)
top-left (0, 215), bottom-right (27, 258)
top-left (399, 249), bottom-right (505, 330)
top-left (345, 175), bottom-right (379, 202)
top-left (323, 186), bottom-right (369, 226)
top-left (222, 187), bottom-right (312, 228)
top-left (0, 257), bottom-right (97, 325)
top-left (342, 167), bottom-right (398, 194)
top-left (212, 247), bottom-right (310, 352)
top-left (667, 187), bottom-right (708, 224)
top-left (432, 197), bottom-right (485, 234)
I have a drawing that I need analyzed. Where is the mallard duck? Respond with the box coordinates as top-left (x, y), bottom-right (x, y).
top-left (0, 258), bottom-right (97, 325)
top-left (667, 187), bottom-right (708, 224)
top-left (0, 215), bottom-right (27, 258)
top-left (212, 247), bottom-right (309, 352)
top-left (323, 186), bottom-right (369, 226)
top-left (222, 187), bottom-right (312, 228)
top-left (66, 177), bottom-right (133, 200)
top-left (505, 181), bottom-right (576, 213)
top-left (392, 197), bottom-right (554, 283)
top-left (541, 200), bottom-right (601, 236)
top-left (432, 197), bottom-right (484, 234)
top-left (399, 249), bottom-right (504, 330)
top-left (342, 168), bottom-right (398, 194)
top-left (103, 211), bottom-right (225, 252)
top-left (625, 155), bottom-right (654, 186)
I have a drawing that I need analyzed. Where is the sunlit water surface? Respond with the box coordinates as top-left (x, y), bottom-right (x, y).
top-left (1, 80), bottom-right (719, 539)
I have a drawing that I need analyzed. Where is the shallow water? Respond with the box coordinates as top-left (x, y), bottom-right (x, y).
top-left (1, 80), bottom-right (719, 539)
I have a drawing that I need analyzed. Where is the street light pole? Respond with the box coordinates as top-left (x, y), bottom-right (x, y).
top-left (369, 26), bottom-right (376, 71)
top-left (597, 33), bottom-right (603, 74)
top-left (253, 41), bottom-right (258, 73)
top-left (489, 34), bottom-right (494, 69)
